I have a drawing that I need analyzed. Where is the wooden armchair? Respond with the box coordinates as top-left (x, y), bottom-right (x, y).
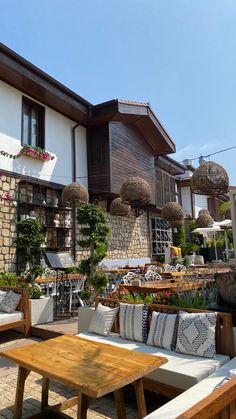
top-left (0, 286), bottom-right (30, 337)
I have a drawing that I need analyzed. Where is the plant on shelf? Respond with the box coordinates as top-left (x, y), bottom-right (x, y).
top-left (16, 218), bottom-right (46, 279)
top-left (77, 203), bottom-right (110, 304)
top-left (19, 145), bottom-right (54, 161)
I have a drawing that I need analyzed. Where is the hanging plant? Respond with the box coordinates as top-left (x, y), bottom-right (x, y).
top-left (120, 177), bottom-right (151, 205)
top-left (191, 161), bottom-right (229, 195)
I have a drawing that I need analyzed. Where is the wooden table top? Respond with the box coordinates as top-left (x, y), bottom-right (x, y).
top-left (35, 274), bottom-right (85, 283)
top-left (121, 277), bottom-right (205, 293)
top-left (0, 335), bottom-right (167, 399)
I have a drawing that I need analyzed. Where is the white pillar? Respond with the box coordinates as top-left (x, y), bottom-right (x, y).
top-left (229, 190), bottom-right (236, 267)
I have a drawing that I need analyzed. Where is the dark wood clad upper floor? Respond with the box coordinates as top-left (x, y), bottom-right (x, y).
top-left (109, 122), bottom-right (155, 204)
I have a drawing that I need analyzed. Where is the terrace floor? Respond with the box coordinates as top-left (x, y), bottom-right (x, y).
top-left (0, 326), bottom-right (168, 418)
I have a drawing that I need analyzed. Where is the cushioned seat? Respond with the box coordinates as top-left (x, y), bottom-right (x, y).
top-left (0, 311), bottom-right (24, 326)
top-left (144, 356), bottom-right (236, 418)
top-left (77, 332), bottom-right (229, 390)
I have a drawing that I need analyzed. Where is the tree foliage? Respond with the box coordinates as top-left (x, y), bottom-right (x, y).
top-left (77, 204), bottom-right (110, 303)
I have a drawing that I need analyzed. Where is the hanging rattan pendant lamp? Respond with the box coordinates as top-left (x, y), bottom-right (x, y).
top-left (161, 202), bottom-right (184, 223)
top-left (61, 182), bottom-right (89, 207)
top-left (120, 177), bottom-right (152, 205)
top-left (110, 197), bottom-right (131, 216)
top-left (191, 161), bottom-right (229, 195)
top-left (196, 213), bottom-right (213, 228)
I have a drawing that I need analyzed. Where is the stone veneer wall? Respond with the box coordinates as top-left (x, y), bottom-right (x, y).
top-left (75, 200), bottom-right (151, 263)
top-left (0, 175), bottom-right (18, 272)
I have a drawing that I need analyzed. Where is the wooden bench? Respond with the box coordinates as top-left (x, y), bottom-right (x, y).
top-left (0, 286), bottom-right (30, 337)
top-left (178, 377), bottom-right (236, 418)
top-left (94, 297), bottom-right (235, 399)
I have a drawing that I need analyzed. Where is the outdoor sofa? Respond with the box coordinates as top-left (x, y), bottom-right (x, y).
top-left (0, 286), bottom-right (30, 337)
top-left (77, 297), bottom-right (235, 418)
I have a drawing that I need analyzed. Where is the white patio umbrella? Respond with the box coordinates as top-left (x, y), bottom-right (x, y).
top-left (192, 220), bottom-right (232, 261)
top-left (213, 220), bottom-right (232, 260)
top-left (192, 225), bottom-right (221, 261)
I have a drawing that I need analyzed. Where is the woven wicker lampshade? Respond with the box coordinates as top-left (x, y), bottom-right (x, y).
top-left (198, 208), bottom-right (211, 216)
top-left (196, 213), bottom-right (213, 228)
top-left (161, 202), bottom-right (184, 222)
top-left (168, 219), bottom-right (184, 228)
top-left (110, 197), bottom-right (131, 216)
top-left (191, 161), bottom-right (229, 195)
top-left (120, 177), bottom-right (151, 205)
top-left (225, 208), bottom-right (231, 219)
top-left (61, 182), bottom-right (89, 207)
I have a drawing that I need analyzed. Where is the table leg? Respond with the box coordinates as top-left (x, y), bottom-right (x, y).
top-left (114, 388), bottom-right (126, 419)
top-left (134, 378), bottom-right (147, 419)
top-left (41, 377), bottom-right (49, 409)
top-left (13, 366), bottom-right (29, 419)
top-left (77, 392), bottom-right (90, 419)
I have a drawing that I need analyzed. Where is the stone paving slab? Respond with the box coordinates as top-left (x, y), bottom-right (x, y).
top-left (0, 331), bottom-right (166, 418)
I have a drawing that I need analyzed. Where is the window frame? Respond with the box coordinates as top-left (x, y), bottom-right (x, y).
top-left (21, 97), bottom-right (45, 148)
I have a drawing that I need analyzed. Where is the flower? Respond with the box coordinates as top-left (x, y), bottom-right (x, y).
top-left (0, 191), bottom-right (13, 202)
top-left (19, 145), bottom-right (54, 161)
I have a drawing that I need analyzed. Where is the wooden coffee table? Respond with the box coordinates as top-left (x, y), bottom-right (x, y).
top-left (0, 334), bottom-right (167, 419)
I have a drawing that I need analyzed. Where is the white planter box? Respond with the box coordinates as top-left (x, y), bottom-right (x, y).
top-left (30, 297), bottom-right (54, 325)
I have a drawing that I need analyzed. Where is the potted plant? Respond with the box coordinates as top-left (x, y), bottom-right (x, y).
top-left (77, 203), bottom-right (110, 305)
top-left (19, 145), bottom-right (54, 162)
top-left (16, 218), bottom-right (53, 325)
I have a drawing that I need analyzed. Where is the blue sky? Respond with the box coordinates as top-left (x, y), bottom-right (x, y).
top-left (1, 0), bottom-right (236, 184)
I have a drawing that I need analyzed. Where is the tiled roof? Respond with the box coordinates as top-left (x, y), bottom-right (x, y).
top-left (117, 99), bottom-right (149, 106)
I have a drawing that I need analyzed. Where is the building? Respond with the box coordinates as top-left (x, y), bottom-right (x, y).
top-left (0, 43), bottom-right (185, 271)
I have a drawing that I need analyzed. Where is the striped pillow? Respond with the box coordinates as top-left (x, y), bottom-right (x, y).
top-left (147, 312), bottom-right (178, 350)
top-left (119, 303), bottom-right (148, 343)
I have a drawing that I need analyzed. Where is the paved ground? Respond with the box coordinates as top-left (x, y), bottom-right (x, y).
top-left (0, 331), bottom-right (167, 418)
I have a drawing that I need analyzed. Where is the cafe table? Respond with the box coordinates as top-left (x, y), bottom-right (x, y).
top-left (0, 335), bottom-right (167, 419)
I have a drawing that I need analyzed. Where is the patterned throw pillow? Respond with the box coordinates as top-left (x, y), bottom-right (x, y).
top-left (0, 290), bottom-right (22, 313)
top-left (175, 311), bottom-right (217, 358)
top-left (88, 303), bottom-right (119, 336)
top-left (0, 290), bottom-right (7, 303)
top-left (147, 312), bottom-right (179, 350)
top-left (119, 303), bottom-right (148, 343)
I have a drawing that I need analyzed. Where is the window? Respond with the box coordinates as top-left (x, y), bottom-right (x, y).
top-left (22, 97), bottom-right (45, 148)
top-left (151, 217), bottom-right (172, 255)
top-left (156, 168), bottom-right (177, 208)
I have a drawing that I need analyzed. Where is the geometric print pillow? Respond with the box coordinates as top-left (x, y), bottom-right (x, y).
top-left (175, 311), bottom-right (217, 358)
top-left (0, 290), bottom-right (22, 313)
top-left (119, 303), bottom-right (148, 343)
top-left (147, 312), bottom-right (178, 350)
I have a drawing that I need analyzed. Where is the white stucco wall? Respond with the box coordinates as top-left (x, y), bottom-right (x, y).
top-left (0, 80), bottom-right (87, 187)
top-left (181, 186), bottom-right (192, 217)
top-left (194, 194), bottom-right (208, 217)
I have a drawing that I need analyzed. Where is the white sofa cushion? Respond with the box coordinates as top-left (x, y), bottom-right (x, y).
top-left (77, 332), bottom-right (229, 390)
top-left (144, 356), bottom-right (236, 419)
top-left (0, 311), bottom-right (24, 326)
top-left (88, 303), bottom-right (118, 336)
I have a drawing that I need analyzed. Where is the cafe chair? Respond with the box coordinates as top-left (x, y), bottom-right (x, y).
top-left (69, 278), bottom-right (86, 311)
